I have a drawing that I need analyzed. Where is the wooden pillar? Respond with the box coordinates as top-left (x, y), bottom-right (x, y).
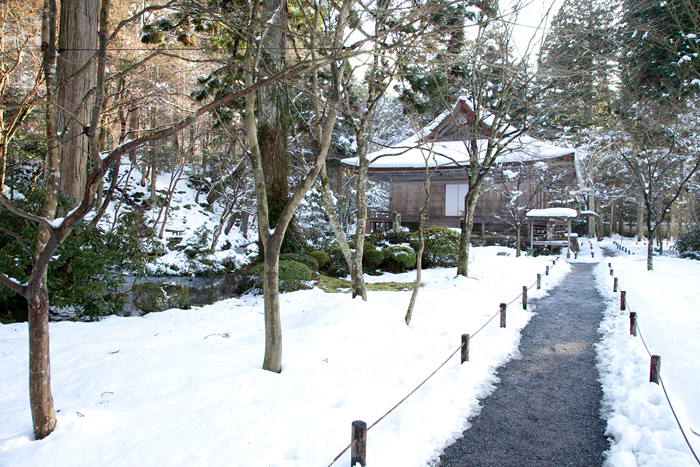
top-left (650, 356), bottom-right (661, 384)
top-left (351, 421), bottom-right (367, 466)
top-left (567, 218), bottom-right (572, 259)
top-left (461, 334), bottom-right (470, 363)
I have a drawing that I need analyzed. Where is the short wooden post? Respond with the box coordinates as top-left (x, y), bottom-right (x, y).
top-left (500, 303), bottom-right (507, 328)
top-left (613, 277), bottom-right (618, 292)
top-left (610, 269), bottom-right (614, 276)
top-left (522, 286), bottom-right (527, 310)
top-left (461, 334), bottom-right (470, 363)
top-left (591, 251), bottom-right (595, 258)
top-left (351, 420), bottom-right (367, 466)
top-left (608, 262), bottom-right (611, 268)
top-left (620, 291), bottom-right (626, 311)
top-left (546, 265), bottom-right (549, 276)
top-left (629, 312), bottom-right (637, 337)
top-left (650, 355), bottom-right (661, 384)
top-left (537, 274), bottom-right (541, 290)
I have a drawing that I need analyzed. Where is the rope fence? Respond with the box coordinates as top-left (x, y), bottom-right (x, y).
top-left (606, 261), bottom-right (700, 466)
top-left (327, 257), bottom-right (560, 467)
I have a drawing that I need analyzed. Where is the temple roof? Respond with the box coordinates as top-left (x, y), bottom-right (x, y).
top-left (342, 97), bottom-right (574, 170)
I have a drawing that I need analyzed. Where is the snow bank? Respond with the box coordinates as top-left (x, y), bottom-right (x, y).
top-left (0, 247), bottom-right (569, 466)
top-left (595, 238), bottom-right (700, 466)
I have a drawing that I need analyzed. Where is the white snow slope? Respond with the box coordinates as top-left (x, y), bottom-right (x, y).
top-left (1, 239), bottom-right (699, 466)
top-left (595, 237), bottom-right (700, 467)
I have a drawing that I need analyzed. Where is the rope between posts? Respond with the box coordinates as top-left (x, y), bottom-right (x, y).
top-left (611, 270), bottom-right (700, 465)
top-left (326, 259), bottom-right (557, 466)
top-left (326, 439), bottom-right (357, 467)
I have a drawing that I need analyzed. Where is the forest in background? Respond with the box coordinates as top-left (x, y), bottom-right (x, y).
top-left (0, 0), bottom-right (699, 440)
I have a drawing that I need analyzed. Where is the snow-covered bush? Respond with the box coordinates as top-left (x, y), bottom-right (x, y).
top-left (309, 250), bottom-right (329, 269)
top-left (674, 229), bottom-right (700, 260)
top-left (132, 281), bottom-right (191, 314)
top-left (251, 260), bottom-right (313, 293)
top-left (280, 253), bottom-right (319, 272)
top-left (416, 227), bottom-right (460, 268)
top-left (363, 248), bottom-right (384, 270)
top-left (382, 245), bottom-right (417, 272)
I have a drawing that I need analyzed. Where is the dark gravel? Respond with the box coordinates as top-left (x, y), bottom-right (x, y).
top-left (438, 263), bottom-right (609, 467)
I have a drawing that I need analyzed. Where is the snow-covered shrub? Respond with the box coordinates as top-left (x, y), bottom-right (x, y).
top-left (416, 227), bottom-right (460, 268)
top-left (132, 281), bottom-right (191, 314)
top-left (280, 253), bottom-right (319, 272)
top-left (382, 245), bottom-right (417, 273)
top-left (327, 248), bottom-right (349, 278)
top-left (384, 231), bottom-right (413, 246)
top-left (251, 260), bottom-right (313, 292)
top-left (184, 226), bottom-right (213, 259)
top-left (309, 250), bottom-right (329, 269)
top-left (674, 229), bottom-right (700, 260)
top-left (363, 248), bottom-right (384, 270)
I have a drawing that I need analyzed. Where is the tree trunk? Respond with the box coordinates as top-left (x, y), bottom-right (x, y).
top-left (27, 0), bottom-right (60, 439)
top-left (318, 164), bottom-right (365, 300)
top-left (646, 202), bottom-right (654, 271)
top-left (56, 0), bottom-right (98, 206)
top-left (636, 204), bottom-right (644, 241)
top-left (609, 200), bottom-right (615, 236)
top-left (457, 189), bottom-right (479, 277)
top-left (27, 277), bottom-right (56, 439)
top-left (595, 198), bottom-right (604, 241)
top-left (262, 243), bottom-right (283, 372)
top-left (351, 154), bottom-right (369, 300)
top-left (405, 165), bottom-right (431, 325)
top-left (587, 195), bottom-right (596, 237)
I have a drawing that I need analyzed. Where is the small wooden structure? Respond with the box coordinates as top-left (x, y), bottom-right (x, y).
top-left (526, 208), bottom-right (578, 258)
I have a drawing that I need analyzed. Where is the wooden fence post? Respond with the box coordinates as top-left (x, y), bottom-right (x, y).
top-left (613, 277), bottom-right (618, 293)
top-left (629, 312), bottom-right (637, 337)
top-left (522, 286), bottom-right (527, 310)
top-left (351, 421), bottom-right (367, 466)
top-left (537, 274), bottom-right (541, 290)
top-left (500, 303), bottom-right (507, 328)
top-left (610, 269), bottom-right (614, 276)
top-left (620, 291), bottom-right (626, 311)
top-left (546, 265), bottom-right (549, 276)
top-left (650, 356), bottom-right (661, 384)
top-left (461, 334), bottom-right (470, 363)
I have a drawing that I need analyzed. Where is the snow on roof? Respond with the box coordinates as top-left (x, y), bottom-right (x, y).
top-left (342, 97), bottom-right (574, 169)
top-left (526, 208), bottom-right (578, 218)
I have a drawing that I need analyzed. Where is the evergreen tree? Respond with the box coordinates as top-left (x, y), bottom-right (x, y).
top-left (620, 0), bottom-right (700, 102)
top-left (536, 0), bottom-right (616, 135)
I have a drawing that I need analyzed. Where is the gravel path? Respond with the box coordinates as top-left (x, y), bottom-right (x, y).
top-left (438, 262), bottom-right (609, 467)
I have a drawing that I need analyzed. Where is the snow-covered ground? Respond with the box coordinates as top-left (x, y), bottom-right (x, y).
top-left (1, 246), bottom-right (567, 466)
top-left (595, 236), bottom-right (700, 467)
top-left (1, 238), bottom-right (699, 466)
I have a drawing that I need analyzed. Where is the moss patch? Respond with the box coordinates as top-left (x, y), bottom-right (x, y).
top-left (315, 275), bottom-right (418, 293)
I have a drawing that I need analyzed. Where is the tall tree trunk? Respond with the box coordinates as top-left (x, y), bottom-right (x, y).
top-left (27, 274), bottom-right (56, 439)
top-left (405, 163), bottom-right (431, 325)
top-left (457, 188), bottom-right (480, 277)
top-left (636, 203), bottom-right (644, 240)
top-left (56, 0), bottom-right (98, 206)
top-left (28, 0), bottom-right (60, 439)
top-left (646, 201), bottom-right (654, 271)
